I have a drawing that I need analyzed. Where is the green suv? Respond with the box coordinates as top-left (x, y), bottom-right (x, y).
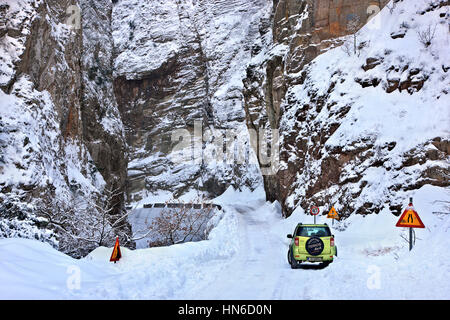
top-left (287, 223), bottom-right (337, 269)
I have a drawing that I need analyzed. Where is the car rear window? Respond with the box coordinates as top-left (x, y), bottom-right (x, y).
top-left (296, 226), bottom-right (331, 237)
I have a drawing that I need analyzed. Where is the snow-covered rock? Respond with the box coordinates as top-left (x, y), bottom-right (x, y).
top-left (244, 0), bottom-right (449, 216)
top-left (112, 0), bottom-right (270, 203)
top-left (0, 0), bottom-right (131, 257)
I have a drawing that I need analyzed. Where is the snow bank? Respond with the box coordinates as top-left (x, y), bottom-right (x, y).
top-left (0, 186), bottom-right (448, 299)
top-left (0, 189), bottom-right (242, 299)
top-left (0, 238), bottom-right (112, 299)
top-left (279, 0), bottom-right (450, 215)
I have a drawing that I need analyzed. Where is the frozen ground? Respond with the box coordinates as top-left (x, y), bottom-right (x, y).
top-left (0, 185), bottom-right (449, 299)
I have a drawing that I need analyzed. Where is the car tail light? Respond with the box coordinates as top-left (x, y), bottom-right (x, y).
top-left (294, 237), bottom-right (299, 246)
top-left (330, 237), bottom-right (335, 247)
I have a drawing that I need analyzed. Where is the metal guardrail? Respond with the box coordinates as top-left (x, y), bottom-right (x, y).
top-left (139, 203), bottom-right (223, 211)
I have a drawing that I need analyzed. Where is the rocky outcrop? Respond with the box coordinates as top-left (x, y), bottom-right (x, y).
top-left (244, 0), bottom-right (389, 208)
top-left (79, 0), bottom-right (128, 213)
top-left (244, 0), bottom-right (449, 217)
top-left (112, 0), bottom-right (208, 201)
top-left (272, 0), bottom-right (389, 72)
top-left (112, 0), bottom-right (269, 202)
top-left (0, 0), bottom-right (131, 256)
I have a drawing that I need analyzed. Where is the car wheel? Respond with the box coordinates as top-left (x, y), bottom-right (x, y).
top-left (321, 261), bottom-right (331, 268)
top-left (305, 237), bottom-right (324, 256)
top-left (289, 250), bottom-right (299, 269)
top-left (287, 249), bottom-right (291, 264)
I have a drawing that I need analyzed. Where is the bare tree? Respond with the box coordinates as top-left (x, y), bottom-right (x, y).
top-left (417, 24), bottom-right (437, 48)
top-left (341, 38), bottom-right (353, 57)
top-left (86, 185), bottom-right (133, 246)
top-left (147, 200), bottom-right (216, 247)
top-left (341, 15), bottom-right (368, 57)
top-left (347, 15), bottom-right (361, 55)
top-left (36, 185), bottom-right (131, 256)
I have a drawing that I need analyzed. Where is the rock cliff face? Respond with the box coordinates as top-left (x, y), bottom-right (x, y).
top-left (80, 0), bottom-right (128, 193)
top-left (1, 0), bottom-right (448, 255)
top-left (112, 0), bottom-right (269, 202)
top-left (0, 0), bottom-right (130, 257)
top-left (243, 0), bottom-right (449, 216)
top-left (244, 0), bottom-right (390, 210)
top-left (272, 0), bottom-right (389, 73)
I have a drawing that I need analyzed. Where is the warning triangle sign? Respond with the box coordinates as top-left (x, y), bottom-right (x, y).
top-left (110, 237), bottom-right (122, 262)
top-left (327, 206), bottom-right (339, 219)
top-left (396, 206), bottom-right (425, 228)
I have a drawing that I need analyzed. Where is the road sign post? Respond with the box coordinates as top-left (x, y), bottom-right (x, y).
top-left (409, 227), bottom-right (413, 251)
top-left (311, 206), bottom-right (319, 224)
top-left (327, 206), bottom-right (339, 226)
top-left (395, 197), bottom-right (425, 251)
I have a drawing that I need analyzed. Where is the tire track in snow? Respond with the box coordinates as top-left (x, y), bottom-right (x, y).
top-left (186, 201), bottom-right (306, 299)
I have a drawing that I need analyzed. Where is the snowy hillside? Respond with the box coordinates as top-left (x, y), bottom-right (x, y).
top-left (0, 77), bottom-right (105, 249)
top-left (0, 0), bottom-right (449, 301)
top-left (0, 185), bottom-right (449, 299)
top-left (263, 0), bottom-right (450, 216)
top-left (0, 0), bottom-right (131, 257)
top-left (112, 0), bottom-right (270, 202)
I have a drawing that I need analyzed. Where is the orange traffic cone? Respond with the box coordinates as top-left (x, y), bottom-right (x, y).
top-left (109, 236), bottom-right (122, 263)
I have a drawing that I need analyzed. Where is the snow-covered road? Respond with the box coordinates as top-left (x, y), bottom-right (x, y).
top-left (0, 185), bottom-right (449, 299)
top-left (184, 202), bottom-right (293, 300)
top-left (181, 185), bottom-right (450, 300)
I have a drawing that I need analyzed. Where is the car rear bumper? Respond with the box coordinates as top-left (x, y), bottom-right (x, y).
top-left (293, 254), bottom-right (334, 262)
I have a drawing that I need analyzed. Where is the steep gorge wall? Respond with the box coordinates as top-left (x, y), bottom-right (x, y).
top-left (112, 0), bottom-right (270, 202)
top-left (244, 0), bottom-right (389, 210)
top-left (0, 0), bottom-right (131, 256)
top-left (244, 0), bottom-right (450, 217)
top-left (79, 0), bottom-right (128, 214)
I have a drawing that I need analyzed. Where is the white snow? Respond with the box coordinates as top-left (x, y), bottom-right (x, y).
top-left (278, 0), bottom-right (450, 214)
top-left (1, 0), bottom-right (449, 301)
top-left (112, 0), bottom-right (269, 201)
top-left (0, 185), bottom-right (448, 299)
top-left (0, 0), bottom-right (40, 86)
top-left (112, 0), bottom-right (182, 80)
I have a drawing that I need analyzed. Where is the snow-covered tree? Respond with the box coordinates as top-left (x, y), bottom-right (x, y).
top-left (35, 185), bottom-right (130, 257)
top-left (144, 200), bottom-right (216, 247)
